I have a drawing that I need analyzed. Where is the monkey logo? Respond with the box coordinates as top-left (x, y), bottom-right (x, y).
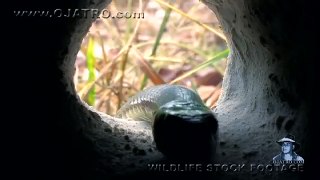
top-left (272, 134), bottom-right (304, 164)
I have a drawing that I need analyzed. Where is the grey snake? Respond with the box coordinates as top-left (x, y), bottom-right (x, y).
top-left (115, 84), bottom-right (218, 161)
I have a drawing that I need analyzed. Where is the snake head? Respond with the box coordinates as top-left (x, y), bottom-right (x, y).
top-left (152, 100), bottom-right (218, 162)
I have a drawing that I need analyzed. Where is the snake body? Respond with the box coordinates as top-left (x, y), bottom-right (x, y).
top-left (116, 84), bottom-right (218, 161)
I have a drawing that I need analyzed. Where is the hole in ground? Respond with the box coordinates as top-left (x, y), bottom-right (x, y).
top-left (74, 0), bottom-right (228, 116)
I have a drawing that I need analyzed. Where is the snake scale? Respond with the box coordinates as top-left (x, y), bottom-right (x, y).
top-left (116, 84), bottom-right (218, 161)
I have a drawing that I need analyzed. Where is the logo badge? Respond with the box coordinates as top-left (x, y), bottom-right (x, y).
top-left (272, 134), bottom-right (304, 164)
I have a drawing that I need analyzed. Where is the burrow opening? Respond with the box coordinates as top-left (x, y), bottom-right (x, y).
top-left (73, 0), bottom-right (228, 117)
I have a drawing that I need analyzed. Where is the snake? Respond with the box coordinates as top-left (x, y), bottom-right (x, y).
top-left (116, 84), bottom-right (218, 161)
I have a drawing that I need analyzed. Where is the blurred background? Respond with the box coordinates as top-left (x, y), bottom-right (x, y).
top-left (74, 0), bottom-right (228, 116)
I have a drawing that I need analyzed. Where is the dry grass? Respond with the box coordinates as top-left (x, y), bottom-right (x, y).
top-left (74, 0), bottom-right (228, 115)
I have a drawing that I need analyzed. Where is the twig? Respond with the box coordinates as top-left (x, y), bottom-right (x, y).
top-left (155, 0), bottom-right (226, 41)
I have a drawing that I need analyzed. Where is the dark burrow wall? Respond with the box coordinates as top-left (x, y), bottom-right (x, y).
top-left (7, 0), bottom-right (318, 179)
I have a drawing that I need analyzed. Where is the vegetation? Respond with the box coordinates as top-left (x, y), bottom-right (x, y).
top-left (74, 0), bottom-right (228, 115)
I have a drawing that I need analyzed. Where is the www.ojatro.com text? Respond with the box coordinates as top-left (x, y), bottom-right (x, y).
top-left (13, 9), bottom-right (144, 19)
